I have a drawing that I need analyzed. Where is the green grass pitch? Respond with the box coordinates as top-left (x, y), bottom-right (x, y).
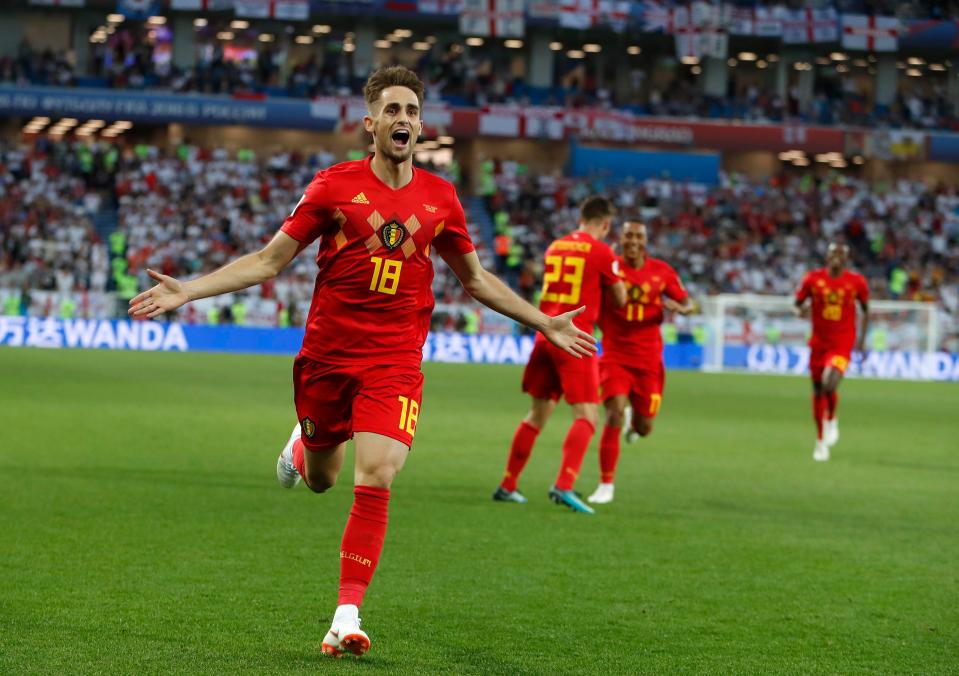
top-left (1, 348), bottom-right (957, 674)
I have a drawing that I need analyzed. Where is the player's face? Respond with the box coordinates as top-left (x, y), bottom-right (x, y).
top-left (365, 86), bottom-right (422, 164)
top-left (620, 221), bottom-right (647, 260)
top-left (826, 243), bottom-right (848, 272)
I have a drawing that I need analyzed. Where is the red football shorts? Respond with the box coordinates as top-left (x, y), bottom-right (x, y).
top-left (521, 339), bottom-right (600, 404)
top-left (600, 358), bottom-right (665, 419)
top-left (292, 355), bottom-right (424, 450)
top-left (809, 347), bottom-right (852, 383)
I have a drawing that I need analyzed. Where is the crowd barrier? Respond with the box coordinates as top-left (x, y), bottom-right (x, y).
top-left (1, 316), bottom-right (956, 381)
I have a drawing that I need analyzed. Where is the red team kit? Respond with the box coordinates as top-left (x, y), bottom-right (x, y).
top-left (795, 267), bottom-right (870, 380)
top-left (599, 256), bottom-right (688, 420)
top-left (522, 230), bottom-right (621, 405)
top-left (280, 155), bottom-right (475, 449)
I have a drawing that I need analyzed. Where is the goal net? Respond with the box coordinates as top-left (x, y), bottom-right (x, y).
top-left (698, 294), bottom-right (940, 377)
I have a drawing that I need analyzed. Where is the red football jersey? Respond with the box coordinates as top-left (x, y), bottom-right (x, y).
top-left (795, 268), bottom-right (869, 352)
top-left (537, 230), bottom-right (620, 334)
top-left (599, 256), bottom-right (688, 364)
top-left (280, 156), bottom-right (474, 366)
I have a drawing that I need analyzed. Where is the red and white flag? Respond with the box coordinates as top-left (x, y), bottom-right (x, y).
top-left (643, 2), bottom-right (687, 33)
top-left (781, 8), bottom-right (839, 44)
top-left (729, 7), bottom-right (782, 37)
top-left (170, 0), bottom-right (231, 9)
top-left (841, 14), bottom-right (899, 52)
top-left (459, 0), bottom-right (525, 38)
top-left (675, 27), bottom-right (728, 60)
top-left (559, 0), bottom-right (629, 31)
top-left (418, 0), bottom-right (462, 14)
top-left (28, 0), bottom-right (85, 6)
top-left (234, 0), bottom-right (310, 20)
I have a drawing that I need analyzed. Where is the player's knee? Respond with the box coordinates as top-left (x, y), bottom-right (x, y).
top-left (356, 464), bottom-right (399, 489)
top-left (524, 411), bottom-right (549, 430)
top-left (305, 470), bottom-right (337, 493)
top-left (573, 407), bottom-right (600, 428)
top-left (606, 407), bottom-right (626, 428)
top-left (635, 418), bottom-right (653, 437)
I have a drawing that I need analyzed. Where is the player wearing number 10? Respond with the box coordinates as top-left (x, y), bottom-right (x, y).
top-left (128, 66), bottom-right (595, 659)
top-left (794, 242), bottom-right (869, 462)
top-left (494, 197), bottom-right (627, 514)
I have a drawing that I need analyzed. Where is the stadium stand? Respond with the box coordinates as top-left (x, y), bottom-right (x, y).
top-left (1, 138), bottom-right (956, 349)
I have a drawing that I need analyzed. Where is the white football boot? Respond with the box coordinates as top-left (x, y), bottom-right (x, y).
top-left (623, 406), bottom-right (638, 444)
top-left (824, 418), bottom-right (839, 447)
top-left (587, 483), bottom-right (615, 504)
top-left (813, 440), bottom-right (830, 462)
top-left (276, 423), bottom-right (302, 488)
top-left (321, 604), bottom-right (370, 658)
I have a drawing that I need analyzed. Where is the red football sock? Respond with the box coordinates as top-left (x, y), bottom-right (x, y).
top-left (825, 391), bottom-right (838, 420)
top-left (501, 421), bottom-right (540, 492)
top-left (554, 418), bottom-right (596, 491)
top-left (338, 486), bottom-right (390, 607)
top-left (292, 438), bottom-right (306, 478)
top-left (599, 425), bottom-right (621, 484)
top-left (812, 394), bottom-right (826, 440)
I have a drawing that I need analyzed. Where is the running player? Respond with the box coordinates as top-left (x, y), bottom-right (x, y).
top-left (129, 66), bottom-right (595, 658)
top-left (587, 220), bottom-right (693, 505)
top-left (493, 196), bottom-right (626, 514)
top-left (794, 242), bottom-right (870, 462)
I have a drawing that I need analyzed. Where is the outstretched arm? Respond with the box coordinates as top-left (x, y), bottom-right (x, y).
top-left (129, 231), bottom-right (303, 319)
top-left (664, 297), bottom-right (695, 315)
top-left (441, 250), bottom-right (596, 357)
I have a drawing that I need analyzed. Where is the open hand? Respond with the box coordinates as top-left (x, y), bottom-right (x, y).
top-left (541, 307), bottom-right (598, 358)
top-left (128, 269), bottom-right (190, 319)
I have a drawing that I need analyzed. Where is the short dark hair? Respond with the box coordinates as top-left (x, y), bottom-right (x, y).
top-left (580, 196), bottom-right (616, 224)
top-left (363, 66), bottom-right (425, 111)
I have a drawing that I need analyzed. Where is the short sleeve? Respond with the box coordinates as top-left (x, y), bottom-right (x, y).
top-left (597, 244), bottom-right (620, 287)
top-left (664, 264), bottom-right (689, 301)
top-left (795, 273), bottom-right (813, 302)
top-left (280, 173), bottom-right (330, 245)
top-left (434, 192), bottom-right (475, 257)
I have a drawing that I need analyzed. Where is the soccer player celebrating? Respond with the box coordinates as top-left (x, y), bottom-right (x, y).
top-left (128, 66), bottom-right (595, 658)
top-left (493, 197), bottom-right (626, 514)
top-left (794, 242), bottom-right (869, 462)
top-left (587, 220), bottom-right (693, 505)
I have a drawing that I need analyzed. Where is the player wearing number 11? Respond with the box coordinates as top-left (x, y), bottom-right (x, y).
top-left (128, 66), bottom-right (595, 659)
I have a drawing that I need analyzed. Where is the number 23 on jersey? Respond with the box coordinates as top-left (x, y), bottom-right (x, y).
top-left (541, 255), bottom-right (585, 305)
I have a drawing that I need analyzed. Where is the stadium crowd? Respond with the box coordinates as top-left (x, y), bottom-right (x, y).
top-left (2, 25), bottom-right (956, 131)
top-left (1, 138), bottom-right (957, 346)
top-left (483, 158), bottom-right (959, 340)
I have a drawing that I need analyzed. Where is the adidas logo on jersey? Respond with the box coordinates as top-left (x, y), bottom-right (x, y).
top-left (423, 203), bottom-right (437, 213)
top-left (352, 192), bottom-right (370, 204)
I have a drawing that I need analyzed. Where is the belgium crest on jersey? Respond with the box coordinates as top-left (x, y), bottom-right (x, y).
top-left (301, 417), bottom-right (315, 439)
top-left (380, 220), bottom-right (408, 251)
top-left (629, 285), bottom-right (643, 301)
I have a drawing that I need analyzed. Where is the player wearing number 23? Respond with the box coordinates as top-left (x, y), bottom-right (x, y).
top-left (495, 197), bottom-right (626, 514)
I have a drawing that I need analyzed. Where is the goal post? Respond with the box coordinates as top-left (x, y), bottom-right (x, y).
top-left (698, 294), bottom-right (940, 375)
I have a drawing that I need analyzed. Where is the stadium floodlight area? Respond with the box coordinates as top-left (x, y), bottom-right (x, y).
top-left (699, 294), bottom-right (940, 377)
